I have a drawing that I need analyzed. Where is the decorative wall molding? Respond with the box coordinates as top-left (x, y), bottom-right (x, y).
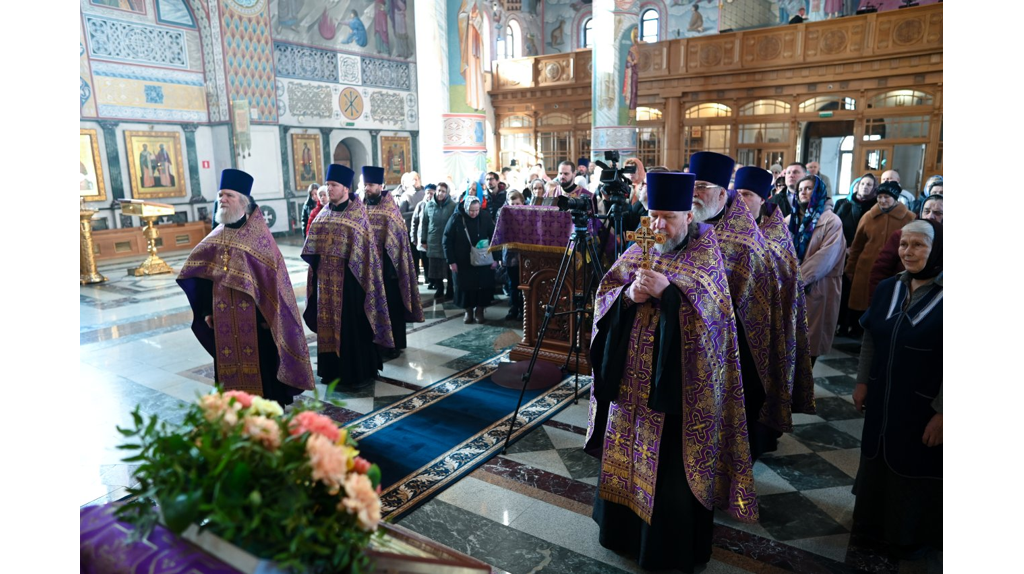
top-left (84, 15), bottom-right (189, 69)
top-left (361, 57), bottom-right (411, 90)
top-left (286, 82), bottom-right (335, 118)
top-left (91, 61), bottom-right (205, 86)
top-left (274, 42), bottom-right (340, 83)
top-left (339, 55), bottom-right (361, 84)
top-left (368, 91), bottom-right (406, 127)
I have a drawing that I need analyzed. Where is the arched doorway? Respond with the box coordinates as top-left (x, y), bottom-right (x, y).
top-left (333, 141), bottom-right (352, 167)
top-left (335, 137), bottom-right (368, 178)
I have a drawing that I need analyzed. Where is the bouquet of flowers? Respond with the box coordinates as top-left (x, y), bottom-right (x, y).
top-left (116, 389), bottom-right (383, 573)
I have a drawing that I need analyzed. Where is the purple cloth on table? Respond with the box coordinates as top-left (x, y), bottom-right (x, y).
top-left (81, 504), bottom-right (240, 574)
top-left (491, 204), bottom-right (603, 251)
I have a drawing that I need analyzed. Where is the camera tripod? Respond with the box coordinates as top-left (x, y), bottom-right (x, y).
top-left (500, 215), bottom-right (605, 454)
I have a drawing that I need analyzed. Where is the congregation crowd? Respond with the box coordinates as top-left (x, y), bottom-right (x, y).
top-left (184, 149), bottom-right (942, 573)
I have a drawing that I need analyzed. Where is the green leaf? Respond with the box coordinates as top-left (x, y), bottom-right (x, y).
top-left (160, 491), bottom-right (202, 534)
top-left (366, 464), bottom-right (382, 489)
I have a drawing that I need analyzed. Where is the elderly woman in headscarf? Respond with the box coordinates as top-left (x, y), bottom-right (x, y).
top-left (852, 219), bottom-right (942, 561)
top-left (443, 196), bottom-right (499, 324)
top-left (793, 175), bottom-right (846, 364)
top-left (868, 194), bottom-right (943, 297)
top-left (844, 180), bottom-right (915, 315)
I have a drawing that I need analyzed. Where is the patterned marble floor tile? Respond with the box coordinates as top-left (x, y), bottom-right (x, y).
top-left (505, 426), bottom-right (557, 454)
top-left (755, 492), bottom-right (849, 541)
top-left (549, 398), bottom-right (591, 430)
top-left (792, 423), bottom-right (863, 452)
top-left (828, 418), bottom-right (866, 440)
top-left (372, 395), bottom-right (408, 412)
top-left (817, 375), bottom-right (858, 396)
top-left (759, 453), bottom-right (855, 491)
top-left (502, 450), bottom-right (572, 480)
top-left (555, 448), bottom-right (601, 481)
top-left (813, 382), bottom-right (837, 398)
top-left (393, 498), bottom-right (511, 558)
top-left (783, 533), bottom-right (853, 564)
top-left (761, 433), bottom-right (813, 458)
top-left (752, 461), bottom-right (798, 496)
top-left (792, 412), bottom-right (828, 426)
top-left (435, 476), bottom-right (540, 526)
top-left (373, 380), bottom-right (414, 397)
top-left (814, 396), bottom-right (865, 422)
top-left (812, 361), bottom-right (845, 377)
top-left (543, 424), bottom-right (587, 450)
top-left (816, 448), bottom-right (863, 479)
top-left (712, 509), bottom-right (776, 542)
top-left (506, 498), bottom-right (643, 573)
top-left (801, 485), bottom-right (857, 530)
top-left (818, 356), bottom-right (860, 375)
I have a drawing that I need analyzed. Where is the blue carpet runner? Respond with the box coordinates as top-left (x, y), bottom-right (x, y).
top-left (346, 352), bottom-right (592, 519)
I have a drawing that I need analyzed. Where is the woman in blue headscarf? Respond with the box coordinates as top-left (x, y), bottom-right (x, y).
top-left (793, 175), bottom-right (846, 364)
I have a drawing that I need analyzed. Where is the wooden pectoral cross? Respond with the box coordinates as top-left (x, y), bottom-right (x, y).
top-left (625, 216), bottom-right (665, 270)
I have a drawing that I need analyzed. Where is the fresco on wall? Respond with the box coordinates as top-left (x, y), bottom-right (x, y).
top-left (269, 0), bottom-right (416, 60)
top-left (156, 0), bottom-right (196, 28)
top-left (90, 0), bottom-right (146, 15)
top-left (543, 0), bottom-right (574, 53)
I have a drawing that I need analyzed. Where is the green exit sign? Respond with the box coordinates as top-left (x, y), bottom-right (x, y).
top-left (345, 122), bottom-right (355, 127)
top-left (819, 111), bottom-right (834, 118)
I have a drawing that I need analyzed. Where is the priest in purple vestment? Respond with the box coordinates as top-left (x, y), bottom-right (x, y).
top-left (735, 167), bottom-right (817, 419)
top-left (585, 171), bottom-right (758, 573)
top-left (688, 152), bottom-right (814, 461)
top-left (362, 166), bottom-right (425, 360)
top-left (177, 169), bottom-right (315, 405)
top-left (303, 164), bottom-right (394, 390)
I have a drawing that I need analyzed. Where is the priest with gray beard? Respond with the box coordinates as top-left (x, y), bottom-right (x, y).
top-left (586, 171), bottom-right (757, 573)
top-left (177, 169), bottom-right (315, 405)
top-left (687, 152), bottom-right (816, 460)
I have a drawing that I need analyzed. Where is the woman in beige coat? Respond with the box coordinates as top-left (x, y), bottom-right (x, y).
top-left (844, 181), bottom-right (916, 313)
top-left (792, 175), bottom-right (847, 361)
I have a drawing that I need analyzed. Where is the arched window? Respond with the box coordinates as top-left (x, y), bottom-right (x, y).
top-left (738, 99), bottom-right (791, 116)
top-left (636, 107), bottom-right (662, 121)
top-left (870, 90), bottom-right (933, 108)
top-left (640, 9), bottom-right (659, 43)
top-left (685, 103), bottom-right (732, 118)
top-left (582, 18), bottom-right (594, 49)
top-left (496, 20), bottom-right (522, 60)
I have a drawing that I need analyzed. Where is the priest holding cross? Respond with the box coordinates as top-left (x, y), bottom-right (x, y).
top-left (585, 171), bottom-right (758, 572)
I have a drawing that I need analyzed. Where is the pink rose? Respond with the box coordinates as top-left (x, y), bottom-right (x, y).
top-left (289, 411), bottom-right (341, 443)
top-left (352, 457), bottom-right (371, 474)
top-left (223, 390), bottom-right (254, 408)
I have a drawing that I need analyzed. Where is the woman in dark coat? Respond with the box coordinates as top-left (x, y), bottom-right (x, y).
top-left (852, 219), bottom-right (942, 560)
top-left (443, 197), bottom-right (498, 324)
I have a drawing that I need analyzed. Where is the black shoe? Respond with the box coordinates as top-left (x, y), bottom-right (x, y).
top-left (504, 310), bottom-right (517, 321)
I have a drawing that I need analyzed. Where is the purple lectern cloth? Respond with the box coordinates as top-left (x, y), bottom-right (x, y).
top-left (81, 504), bottom-right (240, 574)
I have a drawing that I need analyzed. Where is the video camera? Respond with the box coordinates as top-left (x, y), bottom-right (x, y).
top-left (594, 150), bottom-right (634, 210)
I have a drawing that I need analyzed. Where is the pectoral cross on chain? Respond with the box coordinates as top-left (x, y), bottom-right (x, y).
top-left (625, 216), bottom-right (665, 270)
top-left (219, 251), bottom-right (230, 271)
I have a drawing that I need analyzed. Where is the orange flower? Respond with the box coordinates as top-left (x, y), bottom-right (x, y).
top-left (199, 393), bottom-right (242, 428)
top-left (305, 434), bottom-right (347, 493)
top-left (340, 473), bottom-right (381, 532)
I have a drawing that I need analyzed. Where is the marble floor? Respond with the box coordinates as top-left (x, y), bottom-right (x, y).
top-left (80, 238), bottom-right (941, 574)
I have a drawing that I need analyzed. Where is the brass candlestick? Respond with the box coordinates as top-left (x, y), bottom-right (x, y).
top-left (128, 214), bottom-right (175, 276)
top-left (80, 200), bottom-right (108, 285)
top-left (119, 199), bottom-right (175, 277)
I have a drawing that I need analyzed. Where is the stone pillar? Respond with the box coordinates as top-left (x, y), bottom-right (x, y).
top-left (591, 0), bottom-right (639, 162)
top-left (663, 96), bottom-right (681, 170)
top-left (414, 0), bottom-right (449, 185)
top-left (98, 121), bottom-right (124, 204)
top-left (319, 128), bottom-right (333, 167)
top-left (370, 130), bottom-right (382, 165)
top-left (410, 131), bottom-right (419, 173)
top-left (183, 123), bottom-right (205, 202)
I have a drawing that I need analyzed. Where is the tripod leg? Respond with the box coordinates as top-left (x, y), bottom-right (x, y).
top-left (501, 236), bottom-right (580, 454)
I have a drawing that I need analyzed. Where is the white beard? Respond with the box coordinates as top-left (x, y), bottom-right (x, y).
top-left (691, 197), bottom-right (721, 223)
top-left (216, 205), bottom-right (245, 225)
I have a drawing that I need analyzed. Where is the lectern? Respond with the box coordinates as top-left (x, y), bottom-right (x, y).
top-left (119, 199), bottom-right (176, 276)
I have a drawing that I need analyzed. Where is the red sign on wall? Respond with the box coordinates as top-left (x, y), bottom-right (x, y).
top-left (202, 160), bottom-right (210, 169)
